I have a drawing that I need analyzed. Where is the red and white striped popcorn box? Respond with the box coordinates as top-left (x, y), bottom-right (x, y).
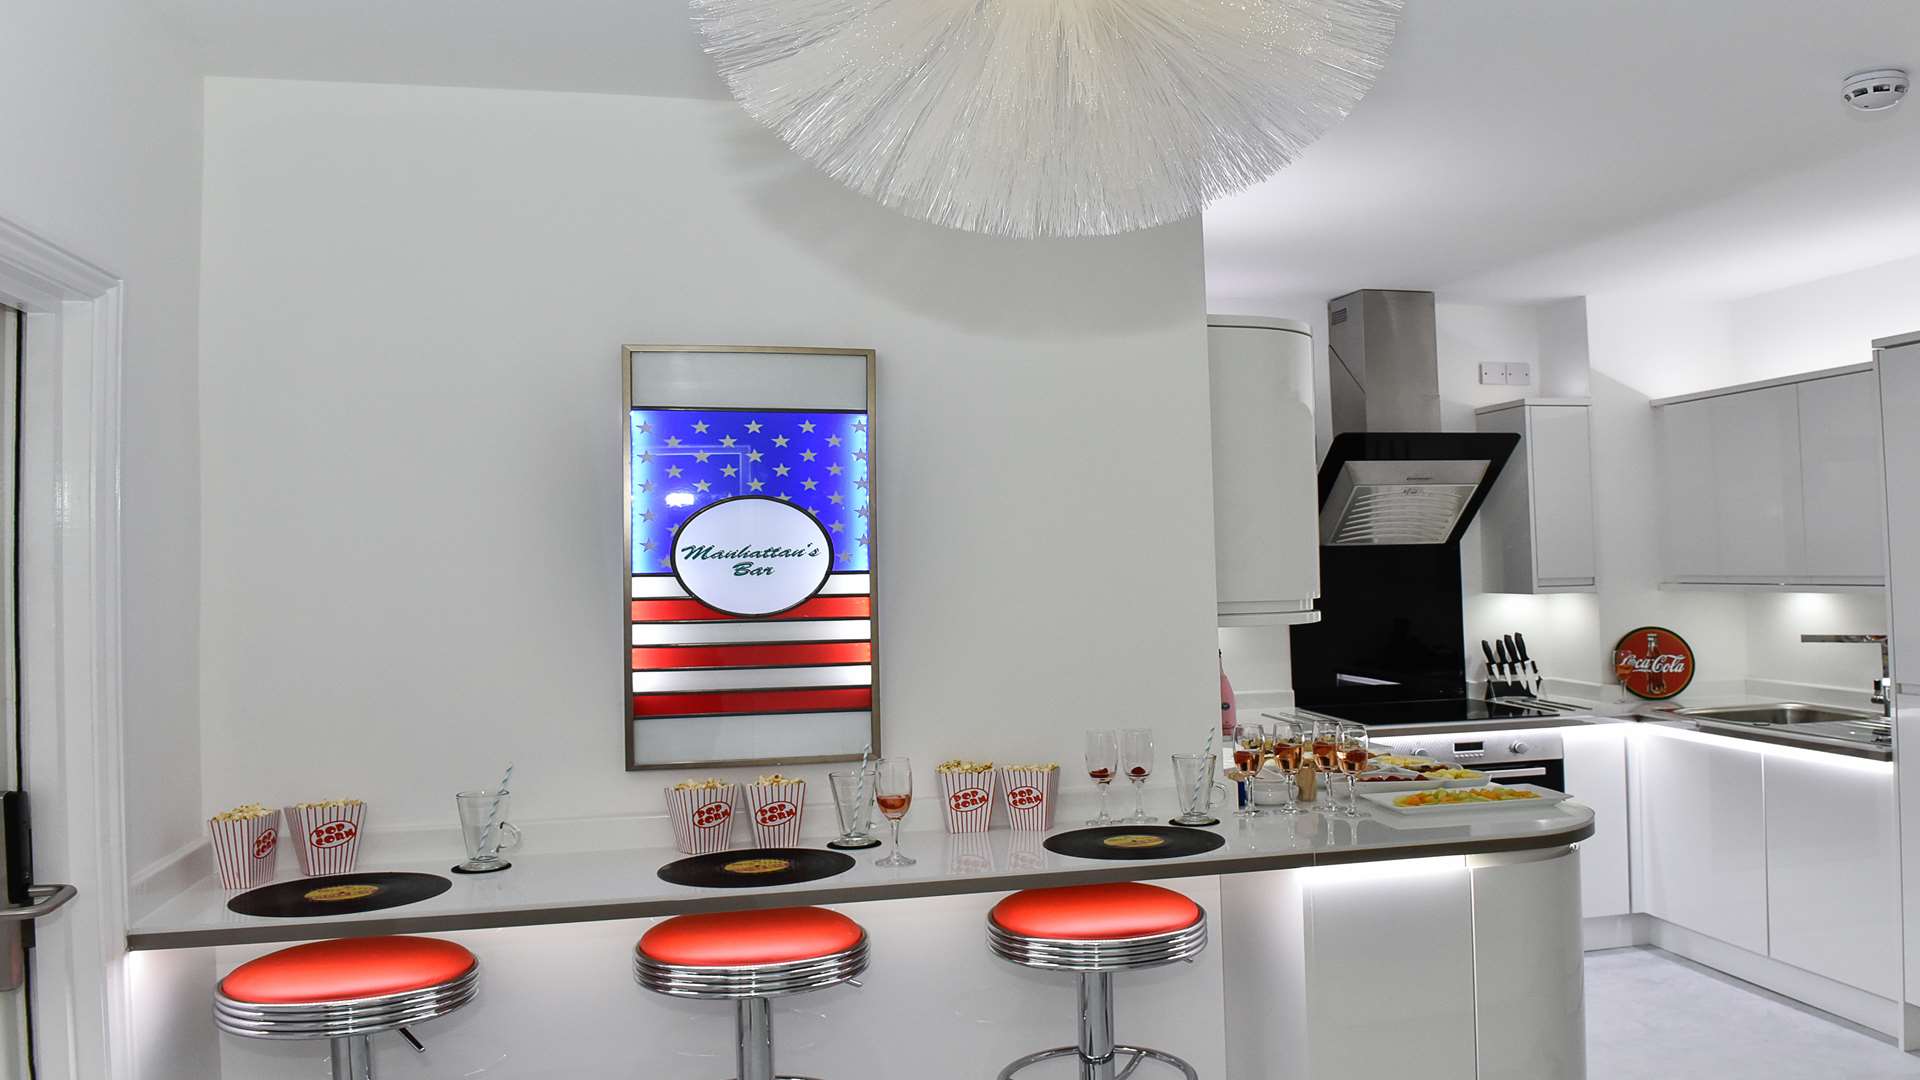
top-left (666, 784), bottom-right (740, 854)
top-left (208, 809), bottom-right (281, 891)
top-left (283, 801), bottom-right (366, 877)
top-left (745, 781), bottom-right (805, 847)
top-left (938, 768), bottom-right (997, 834)
top-left (997, 767), bottom-right (1061, 832)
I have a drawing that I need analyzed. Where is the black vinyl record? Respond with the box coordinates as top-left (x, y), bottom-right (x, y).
top-left (659, 848), bottom-right (856, 889)
top-left (1043, 826), bottom-right (1226, 862)
top-left (228, 872), bottom-right (453, 918)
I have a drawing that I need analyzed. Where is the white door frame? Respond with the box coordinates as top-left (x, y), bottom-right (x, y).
top-left (0, 215), bottom-right (130, 1079)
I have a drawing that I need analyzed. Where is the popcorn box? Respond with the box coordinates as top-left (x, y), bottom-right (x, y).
top-left (666, 784), bottom-right (740, 854)
top-left (997, 767), bottom-right (1061, 832)
top-left (938, 768), bottom-right (997, 834)
top-left (284, 801), bottom-right (366, 877)
top-left (208, 809), bottom-right (280, 891)
top-left (745, 781), bottom-right (805, 848)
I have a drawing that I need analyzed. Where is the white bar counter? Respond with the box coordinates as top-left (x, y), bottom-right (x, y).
top-left (129, 802), bottom-right (1593, 950)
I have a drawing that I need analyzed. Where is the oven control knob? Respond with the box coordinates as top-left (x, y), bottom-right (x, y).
top-left (1413, 748), bottom-right (1432, 757)
top-left (1508, 741), bottom-right (1530, 756)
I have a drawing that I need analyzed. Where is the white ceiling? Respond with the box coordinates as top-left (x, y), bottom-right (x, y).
top-left (156, 0), bottom-right (1920, 307)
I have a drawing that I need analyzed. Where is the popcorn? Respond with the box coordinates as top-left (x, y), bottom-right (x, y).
top-left (936, 759), bottom-right (994, 773)
top-left (289, 798), bottom-right (364, 810)
top-left (212, 803), bottom-right (275, 822)
top-left (754, 774), bottom-right (805, 786)
top-left (999, 763), bottom-right (1059, 772)
top-left (672, 778), bottom-right (730, 791)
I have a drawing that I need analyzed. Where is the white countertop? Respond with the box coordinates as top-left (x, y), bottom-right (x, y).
top-left (127, 801), bottom-right (1594, 951)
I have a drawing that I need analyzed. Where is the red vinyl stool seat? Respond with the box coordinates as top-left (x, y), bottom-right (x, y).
top-left (986, 883), bottom-right (1207, 1080)
top-left (634, 907), bottom-right (869, 1080)
top-left (213, 936), bottom-right (479, 1080)
top-left (989, 882), bottom-right (1202, 941)
top-left (638, 907), bottom-right (865, 967)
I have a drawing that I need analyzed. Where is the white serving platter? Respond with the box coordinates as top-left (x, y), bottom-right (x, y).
top-left (1360, 783), bottom-right (1571, 815)
top-left (1346, 771), bottom-right (1442, 794)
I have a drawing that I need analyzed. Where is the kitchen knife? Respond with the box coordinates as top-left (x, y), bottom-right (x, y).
top-left (1493, 639), bottom-right (1514, 695)
top-left (1481, 640), bottom-right (1500, 689)
top-left (1513, 632), bottom-right (1543, 693)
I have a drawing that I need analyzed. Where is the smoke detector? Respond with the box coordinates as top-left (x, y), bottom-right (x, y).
top-left (1843, 69), bottom-right (1908, 112)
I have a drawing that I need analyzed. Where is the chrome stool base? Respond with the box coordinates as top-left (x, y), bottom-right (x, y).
top-left (998, 1044), bottom-right (1198, 1080)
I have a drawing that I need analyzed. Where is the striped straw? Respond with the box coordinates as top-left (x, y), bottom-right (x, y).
top-left (848, 743), bottom-right (872, 836)
top-left (479, 763), bottom-right (514, 852)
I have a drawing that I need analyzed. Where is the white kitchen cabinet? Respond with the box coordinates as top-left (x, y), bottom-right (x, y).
top-left (1475, 400), bottom-right (1596, 593)
top-left (1634, 732), bottom-right (1769, 954)
top-left (1563, 726), bottom-right (1629, 918)
top-left (1876, 336), bottom-right (1920, 1006)
top-left (1654, 365), bottom-right (1884, 586)
top-left (1799, 370), bottom-right (1886, 583)
top-left (1209, 316), bottom-right (1320, 626)
top-left (1763, 754), bottom-right (1900, 998)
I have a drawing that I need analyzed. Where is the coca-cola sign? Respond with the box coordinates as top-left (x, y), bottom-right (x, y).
top-left (1614, 626), bottom-right (1695, 700)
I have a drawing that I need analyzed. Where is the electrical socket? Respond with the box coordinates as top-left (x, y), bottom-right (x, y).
top-left (1478, 362), bottom-right (1533, 386)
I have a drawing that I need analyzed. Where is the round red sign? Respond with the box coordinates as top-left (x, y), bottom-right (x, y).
top-left (309, 821), bottom-right (357, 849)
top-left (1614, 626), bottom-right (1695, 700)
top-left (754, 801), bottom-right (797, 827)
top-left (948, 787), bottom-right (989, 813)
top-left (1007, 785), bottom-right (1044, 810)
top-left (693, 801), bottom-right (733, 830)
top-left (252, 828), bottom-right (278, 860)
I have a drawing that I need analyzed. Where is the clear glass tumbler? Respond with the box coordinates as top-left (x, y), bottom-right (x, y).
top-left (454, 789), bottom-right (522, 874)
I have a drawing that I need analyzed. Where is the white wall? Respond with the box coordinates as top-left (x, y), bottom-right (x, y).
top-left (196, 78), bottom-right (1218, 834)
top-left (1730, 252), bottom-right (1920, 378)
top-left (0, 0), bottom-right (206, 885)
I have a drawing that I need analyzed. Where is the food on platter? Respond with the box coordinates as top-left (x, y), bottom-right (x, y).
top-left (1393, 787), bottom-right (1541, 808)
top-left (1372, 754), bottom-right (1430, 770)
top-left (1422, 767), bottom-right (1486, 781)
top-left (1357, 770), bottom-right (1424, 783)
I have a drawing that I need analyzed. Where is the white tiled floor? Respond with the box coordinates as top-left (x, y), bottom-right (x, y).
top-left (1587, 947), bottom-right (1920, 1078)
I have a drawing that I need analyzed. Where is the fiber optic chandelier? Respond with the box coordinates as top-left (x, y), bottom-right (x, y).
top-left (691, 0), bottom-right (1403, 239)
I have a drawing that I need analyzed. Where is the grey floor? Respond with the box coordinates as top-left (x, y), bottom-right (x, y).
top-left (1587, 947), bottom-right (1920, 1078)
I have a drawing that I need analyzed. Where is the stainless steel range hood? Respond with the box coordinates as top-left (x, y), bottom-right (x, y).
top-left (1319, 290), bottom-right (1517, 546)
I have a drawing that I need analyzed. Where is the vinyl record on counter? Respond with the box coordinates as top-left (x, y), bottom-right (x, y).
top-left (658, 848), bottom-right (857, 889)
top-left (228, 872), bottom-right (453, 918)
top-left (1044, 826), bottom-right (1226, 862)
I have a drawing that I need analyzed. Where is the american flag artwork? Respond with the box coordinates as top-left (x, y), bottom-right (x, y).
top-left (631, 407), bottom-right (872, 721)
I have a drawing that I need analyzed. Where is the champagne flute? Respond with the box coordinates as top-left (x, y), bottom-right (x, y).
top-left (873, 757), bottom-right (916, 867)
top-left (1267, 719), bottom-right (1305, 815)
top-left (1085, 730), bottom-right (1119, 826)
top-left (1231, 723), bottom-right (1265, 818)
top-left (1119, 728), bottom-right (1155, 824)
top-left (1337, 723), bottom-right (1371, 818)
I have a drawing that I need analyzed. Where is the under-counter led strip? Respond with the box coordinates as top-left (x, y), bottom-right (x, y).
top-left (1626, 721), bottom-right (1893, 775)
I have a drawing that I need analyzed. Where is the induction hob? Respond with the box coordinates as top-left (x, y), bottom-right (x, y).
top-left (1298, 697), bottom-right (1569, 728)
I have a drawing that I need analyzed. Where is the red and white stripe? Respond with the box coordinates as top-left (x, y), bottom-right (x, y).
top-left (745, 781), bottom-right (806, 847)
top-left (209, 812), bottom-right (280, 891)
top-left (631, 573), bottom-right (872, 720)
top-left (939, 770), bottom-right (997, 834)
top-left (998, 768), bottom-right (1061, 832)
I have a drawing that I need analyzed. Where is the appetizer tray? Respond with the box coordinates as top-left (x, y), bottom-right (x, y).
top-left (1360, 783), bottom-right (1571, 815)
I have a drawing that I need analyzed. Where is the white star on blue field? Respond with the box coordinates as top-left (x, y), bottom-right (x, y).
top-left (632, 408), bottom-right (871, 573)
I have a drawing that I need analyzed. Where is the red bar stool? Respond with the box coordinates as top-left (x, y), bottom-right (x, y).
top-left (987, 882), bottom-right (1207, 1080)
top-left (635, 907), bottom-right (868, 1080)
top-left (214, 935), bottom-right (478, 1080)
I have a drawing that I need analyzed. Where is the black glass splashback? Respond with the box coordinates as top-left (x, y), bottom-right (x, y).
top-left (1291, 544), bottom-right (1468, 708)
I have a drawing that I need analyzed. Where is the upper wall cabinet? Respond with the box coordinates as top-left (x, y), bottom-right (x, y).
top-left (1209, 316), bottom-right (1320, 626)
top-left (1474, 400), bottom-right (1597, 593)
top-left (1653, 365), bottom-right (1884, 587)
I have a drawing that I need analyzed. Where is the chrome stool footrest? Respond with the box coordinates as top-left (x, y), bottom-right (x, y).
top-left (998, 1044), bottom-right (1199, 1080)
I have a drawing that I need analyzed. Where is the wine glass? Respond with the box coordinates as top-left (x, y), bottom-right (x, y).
top-left (1085, 730), bottom-right (1119, 825)
top-left (1119, 728), bottom-right (1154, 824)
top-left (873, 757), bottom-right (916, 867)
top-left (1309, 719), bottom-right (1339, 808)
top-left (1337, 723), bottom-right (1371, 818)
top-left (1231, 723), bottom-right (1265, 818)
top-left (1266, 719), bottom-right (1305, 815)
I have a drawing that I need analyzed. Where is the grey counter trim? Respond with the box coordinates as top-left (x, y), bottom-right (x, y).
top-left (125, 823), bottom-right (1591, 952)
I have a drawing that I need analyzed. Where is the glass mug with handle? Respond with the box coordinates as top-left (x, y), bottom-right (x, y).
top-left (454, 789), bottom-right (523, 874)
top-left (1171, 753), bottom-right (1228, 826)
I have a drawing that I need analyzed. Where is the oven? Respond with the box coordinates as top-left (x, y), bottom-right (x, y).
top-left (1370, 732), bottom-right (1567, 793)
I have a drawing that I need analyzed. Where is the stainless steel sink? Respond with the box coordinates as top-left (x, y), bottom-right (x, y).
top-left (1676, 702), bottom-right (1892, 760)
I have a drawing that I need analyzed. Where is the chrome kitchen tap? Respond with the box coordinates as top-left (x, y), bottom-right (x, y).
top-left (1800, 634), bottom-right (1893, 715)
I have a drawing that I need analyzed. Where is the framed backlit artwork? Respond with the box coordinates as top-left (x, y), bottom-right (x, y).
top-left (624, 345), bottom-right (879, 770)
